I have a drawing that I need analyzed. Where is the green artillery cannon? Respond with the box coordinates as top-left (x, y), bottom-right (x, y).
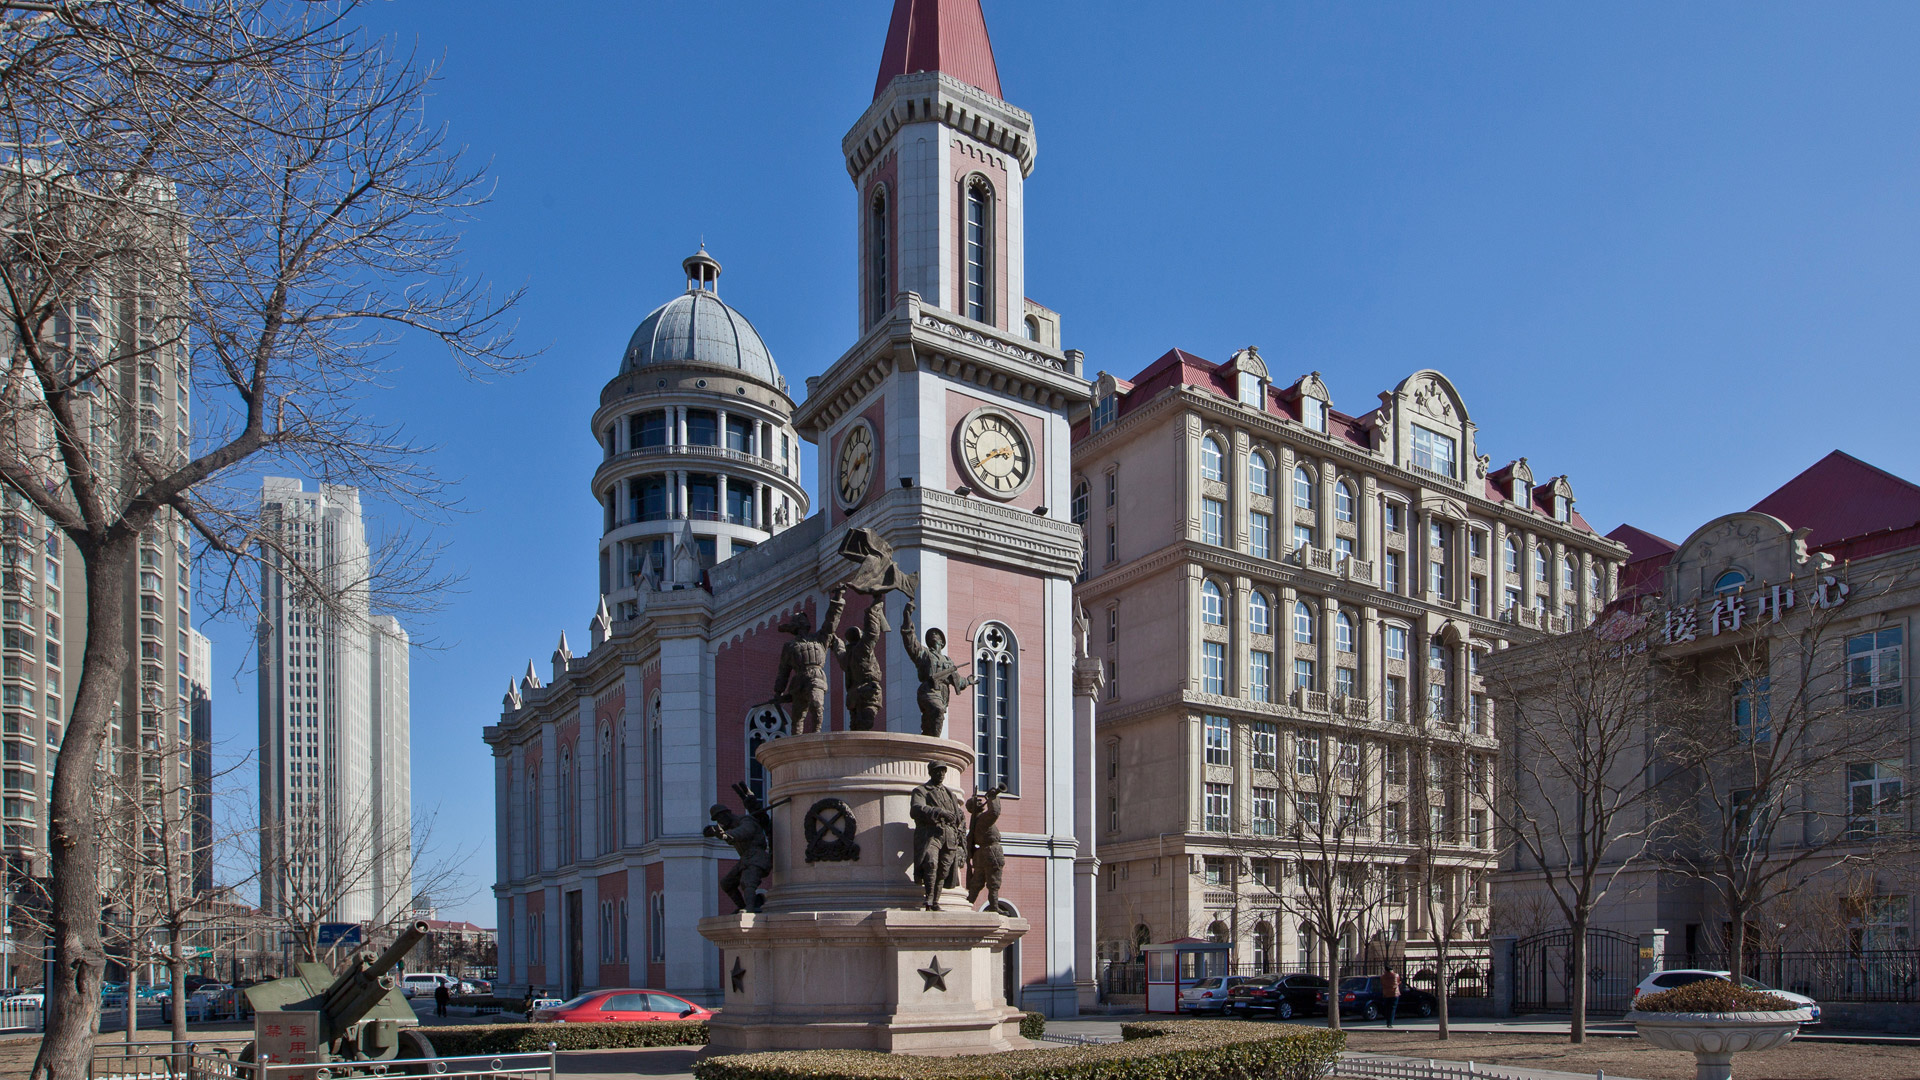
top-left (242, 920), bottom-right (437, 1065)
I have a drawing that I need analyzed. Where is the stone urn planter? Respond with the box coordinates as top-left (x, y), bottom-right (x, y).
top-left (1629, 1008), bottom-right (1813, 1080)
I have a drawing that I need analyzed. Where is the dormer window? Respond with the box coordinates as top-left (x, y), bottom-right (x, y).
top-left (1411, 425), bottom-right (1457, 478)
top-left (1024, 315), bottom-right (1041, 343)
top-left (1239, 372), bottom-right (1264, 408)
top-left (1554, 494), bottom-right (1571, 522)
top-left (1303, 396), bottom-right (1328, 433)
top-left (1091, 394), bottom-right (1116, 432)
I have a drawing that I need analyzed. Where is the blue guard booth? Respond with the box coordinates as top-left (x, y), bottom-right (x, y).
top-left (1143, 938), bottom-right (1232, 1013)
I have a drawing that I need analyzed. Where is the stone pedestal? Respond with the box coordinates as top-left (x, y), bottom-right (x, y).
top-left (699, 730), bottom-right (1030, 1055)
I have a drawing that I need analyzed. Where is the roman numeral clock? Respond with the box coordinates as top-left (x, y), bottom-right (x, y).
top-left (957, 406), bottom-right (1034, 498)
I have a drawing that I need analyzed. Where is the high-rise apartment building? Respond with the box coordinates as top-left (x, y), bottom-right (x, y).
top-left (188, 629), bottom-right (215, 896)
top-left (369, 615), bottom-right (412, 923)
top-left (257, 478), bottom-right (411, 927)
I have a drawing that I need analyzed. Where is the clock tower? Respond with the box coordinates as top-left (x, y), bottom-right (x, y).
top-left (793, 0), bottom-right (1094, 1016)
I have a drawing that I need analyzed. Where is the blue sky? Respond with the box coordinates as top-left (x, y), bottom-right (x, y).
top-left (200, 2), bottom-right (1920, 923)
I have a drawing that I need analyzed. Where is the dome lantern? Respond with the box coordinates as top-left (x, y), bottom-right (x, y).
top-left (684, 246), bottom-right (722, 295)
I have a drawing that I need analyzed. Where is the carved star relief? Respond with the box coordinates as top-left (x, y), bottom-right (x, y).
top-left (731, 957), bottom-right (746, 993)
top-left (918, 956), bottom-right (952, 993)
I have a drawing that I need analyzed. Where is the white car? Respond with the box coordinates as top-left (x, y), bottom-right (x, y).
top-left (1631, 969), bottom-right (1820, 1023)
top-left (400, 972), bottom-right (460, 999)
top-left (1178, 975), bottom-right (1263, 1014)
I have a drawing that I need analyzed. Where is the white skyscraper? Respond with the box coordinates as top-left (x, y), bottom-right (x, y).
top-left (257, 478), bottom-right (410, 927)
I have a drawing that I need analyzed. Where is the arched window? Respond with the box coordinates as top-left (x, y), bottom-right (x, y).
top-left (1590, 566), bottom-right (1604, 601)
top-left (1503, 536), bottom-right (1519, 575)
top-left (1253, 921), bottom-right (1274, 974)
top-left (1334, 481), bottom-right (1355, 522)
top-left (1071, 479), bottom-right (1090, 524)
top-left (1133, 924), bottom-right (1152, 959)
top-left (1714, 569), bottom-right (1747, 594)
top-left (1248, 453), bottom-right (1271, 497)
top-left (1294, 601), bottom-right (1316, 645)
top-left (746, 705), bottom-right (789, 803)
top-left (1294, 466), bottom-right (1315, 510)
top-left (559, 746), bottom-right (575, 864)
top-left (1248, 592), bottom-right (1271, 636)
top-left (647, 693), bottom-right (663, 841)
top-left (975, 622), bottom-right (1017, 792)
top-left (599, 726), bottom-right (617, 854)
top-left (1563, 556), bottom-right (1578, 592)
top-left (524, 765), bottom-right (540, 874)
top-left (1200, 436), bottom-right (1225, 482)
top-left (870, 186), bottom-right (889, 325)
top-left (1201, 581), bottom-right (1225, 625)
top-left (1023, 315), bottom-right (1041, 342)
top-left (1534, 546), bottom-right (1550, 584)
top-left (1337, 612), bottom-right (1355, 654)
top-left (1208, 920), bottom-right (1230, 944)
top-left (964, 178), bottom-right (993, 323)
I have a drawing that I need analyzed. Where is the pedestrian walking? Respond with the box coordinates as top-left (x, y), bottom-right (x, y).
top-left (1381, 966), bottom-right (1401, 1027)
top-left (434, 981), bottom-right (450, 1017)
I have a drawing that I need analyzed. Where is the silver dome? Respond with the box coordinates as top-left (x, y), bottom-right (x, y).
top-left (621, 250), bottom-right (784, 391)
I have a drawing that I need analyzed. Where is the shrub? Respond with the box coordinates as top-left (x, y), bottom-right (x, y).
top-left (694, 1019), bottom-right (1343, 1080)
top-left (427, 1020), bottom-right (708, 1055)
top-left (1631, 980), bottom-right (1799, 1014)
top-left (1020, 1012), bottom-right (1045, 1040)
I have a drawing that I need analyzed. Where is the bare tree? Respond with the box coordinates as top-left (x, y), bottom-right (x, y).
top-left (1412, 778), bottom-right (1489, 1040)
top-left (1487, 611), bottom-right (1688, 1042)
top-left (1656, 571), bottom-right (1918, 983)
top-left (0, 5), bottom-right (524, 1076)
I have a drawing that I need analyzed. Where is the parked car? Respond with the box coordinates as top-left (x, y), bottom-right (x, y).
top-left (2, 990), bottom-right (44, 1009)
top-left (1316, 976), bottom-right (1438, 1022)
top-left (1176, 975), bottom-right (1263, 1014)
top-left (1229, 973), bottom-right (1328, 1019)
top-left (400, 972), bottom-right (460, 999)
top-left (1631, 969), bottom-right (1820, 1023)
top-left (531, 989), bottom-right (712, 1023)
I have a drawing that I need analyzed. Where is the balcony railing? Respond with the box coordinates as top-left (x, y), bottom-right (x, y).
top-left (1294, 689), bottom-right (1331, 714)
top-left (1337, 695), bottom-right (1371, 720)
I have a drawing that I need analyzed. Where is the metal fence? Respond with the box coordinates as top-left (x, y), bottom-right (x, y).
top-left (1, 997), bottom-right (42, 1032)
top-left (186, 1051), bottom-right (557, 1080)
top-left (91, 1039), bottom-right (250, 1080)
top-left (1101, 945), bottom-right (1492, 1001)
top-left (1677, 949), bottom-right (1920, 1003)
top-left (1337, 1054), bottom-right (1608, 1080)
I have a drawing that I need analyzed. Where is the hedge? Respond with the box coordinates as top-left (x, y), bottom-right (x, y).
top-left (1630, 980), bottom-right (1798, 1014)
top-left (1020, 1012), bottom-right (1045, 1040)
top-left (427, 1020), bottom-right (708, 1054)
top-left (693, 1018), bottom-right (1343, 1080)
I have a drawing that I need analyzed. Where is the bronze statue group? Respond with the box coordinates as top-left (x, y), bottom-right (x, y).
top-left (707, 528), bottom-right (1010, 916)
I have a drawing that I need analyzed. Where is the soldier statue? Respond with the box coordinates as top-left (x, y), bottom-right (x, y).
top-left (772, 586), bottom-right (846, 734)
top-left (705, 802), bottom-right (772, 913)
top-left (909, 762), bottom-right (965, 910)
top-left (966, 786), bottom-right (1008, 914)
top-left (833, 598), bottom-right (890, 731)
top-left (899, 601), bottom-right (978, 738)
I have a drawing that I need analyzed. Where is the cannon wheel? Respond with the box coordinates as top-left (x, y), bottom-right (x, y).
top-left (398, 1029), bottom-right (437, 1059)
top-left (238, 1042), bottom-right (256, 1065)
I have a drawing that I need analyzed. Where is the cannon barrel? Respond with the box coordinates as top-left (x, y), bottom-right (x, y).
top-left (320, 921), bottom-right (430, 1024)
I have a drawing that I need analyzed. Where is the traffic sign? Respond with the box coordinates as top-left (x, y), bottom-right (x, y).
top-left (317, 923), bottom-right (363, 947)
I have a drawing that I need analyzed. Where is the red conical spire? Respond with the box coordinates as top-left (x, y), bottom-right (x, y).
top-left (873, 0), bottom-right (1002, 101)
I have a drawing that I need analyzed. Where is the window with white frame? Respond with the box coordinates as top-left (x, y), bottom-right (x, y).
top-left (1384, 625), bottom-right (1408, 661)
top-left (1848, 761), bottom-right (1903, 840)
top-left (1469, 529), bottom-right (1485, 559)
top-left (1427, 637), bottom-right (1451, 722)
top-left (1590, 566), bottom-right (1604, 602)
top-left (1249, 591), bottom-right (1271, 635)
top-left (1107, 470), bottom-right (1118, 508)
top-left (1201, 580), bottom-right (1225, 625)
top-left (1252, 788), bottom-right (1278, 835)
top-left (964, 178), bottom-right (993, 322)
top-left (1732, 678), bottom-right (1771, 742)
top-left (1337, 740), bottom-right (1360, 779)
top-left (1294, 793), bottom-right (1322, 827)
top-left (1429, 520), bottom-right (1449, 549)
top-left (1555, 493), bottom-right (1572, 522)
top-left (1250, 511), bottom-right (1272, 558)
top-left (1334, 481), bottom-right (1354, 522)
top-left (1503, 535), bottom-right (1519, 575)
top-left (1411, 424), bottom-right (1457, 477)
top-left (1384, 744), bottom-right (1404, 785)
top-left (1251, 651), bottom-right (1272, 703)
top-left (1252, 722), bottom-right (1278, 770)
top-left (1295, 733), bottom-right (1320, 775)
top-left (1092, 394), bottom-right (1116, 432)
top-left (1202, 641), bottom-right (1226, 695)
top-left (649, 892), bottom-right (666, 962)
top-left (1205, 714), bottom-right (1231, 766)
top-left (1204, 783), bottom-right (1232, 832)
top-left (1335, 666), bottom-right (1356, 700)
top-left (1200, 436), bottom-right (1225, 482)
top-left (1336, 612), bottom-right (1355, 654)
top-left (1303, 396), bottom-right (1328, 433)
top-left (974, 622), bottom-right (1017, 793)
top-left (1248, 453), bottom-right (1271, 496)
top-left (1294, 600), bottom-right (1316, 644)
top-left (1335, 535), bottom-right (1355, 565)
top-left (1294, 656), bottom-right (1317, 692)
top-left (1293, 522), bottom-right (1316, 551)
top-left (1240, 371), bottom-right (1265, 408)
top-left (1071, 479), bottom-right (1089, 524)
top-left (1563, 556), bottom-right (1577, 591)
top-left (1385, 676), bottom-right (1403, 721)
top-left (1848, 627), bottom-right (1904, 710)
top-left (1293, 466), bottom-right (1314, 510)
top-left (1384, 551), bottom-right (1401, 593)
top-left (1428, 554), bottom-right (1448, 599)
top-left (1202, 498), bottom-right (1226, 545)
top-left (1384, 502), bottom-right (1402, 532)
top-left (1534, 545), bottom-right (1550, 584)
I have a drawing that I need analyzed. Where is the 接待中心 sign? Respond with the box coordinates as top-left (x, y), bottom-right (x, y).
top-left (1663, 574), bottom-right (1848, 645)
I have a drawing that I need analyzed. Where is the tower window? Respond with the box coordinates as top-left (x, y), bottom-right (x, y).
top-left (870, 187), bottom-right (889, 326)
top-left (964, 178), bottom-right (992, 323)
top-left (1024, 315), bottom-right (1041, 342)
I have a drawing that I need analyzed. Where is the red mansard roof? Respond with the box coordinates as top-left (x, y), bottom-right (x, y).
top-left (874, 0), bottom-right (1003, 101)
top-left (1749, 450), bottom-right (1920, 554)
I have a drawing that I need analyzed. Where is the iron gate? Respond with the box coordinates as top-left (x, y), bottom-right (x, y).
top-left (1513, 927), bottom-right (1639, 1014)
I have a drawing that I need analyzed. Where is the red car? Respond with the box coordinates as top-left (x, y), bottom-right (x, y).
top-left (531, 988), bottom-right (712, 1023)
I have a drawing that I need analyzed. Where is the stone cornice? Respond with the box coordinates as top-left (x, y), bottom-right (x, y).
top-left (1078, 384), bottom-right (1627, 560)
top-left (844, 485), bottom-right (1083, 578)
top-left (844, 71), bottom-right (1036, 180)
top-left (1094, 687), bottom-right (1499, 753)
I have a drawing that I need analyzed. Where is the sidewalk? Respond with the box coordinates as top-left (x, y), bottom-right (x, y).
top-left (1339, 1052), bottom-right (1646, 1080)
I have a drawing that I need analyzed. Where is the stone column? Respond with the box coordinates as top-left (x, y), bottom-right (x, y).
top-left (1522, 530), bottom-right (1539, 611)
top-left (1490, 521), bottom-right (1508, 615)
top-left (1360, 605), bottom-right (1380, 717)
top-left (1321, 598), bottom-right (1340, 698)
top-left (1579, 549), bottom-right (1595, 623)
top-left (752, 481), bottom-right (764, 529)
top-left (1488, 935), bottom-right (1517, 1017)
top-left (717, 408), bottom-right (730, 453)
top-left (676, 471), bottom-right (688, 519)
top-left (1276, 446), bottom-right (1295, 555)
top-left (1639, 928), bottom-right (1669, 983)
top-left (717, 473), bottom-right (730, 523)
top-left (1278, 585), bottom-right (1298, 703)
top-left (1232, 431), bottom-right (1251, 553)
top-left (1180, 414), bottom-right (1202, 541)
top-left (1358, 475), bottom-right (1379, 572)
top-left (1318, 457), bottom-right (1337, 550)
top-left (675, 406), bottom-right (687, 446)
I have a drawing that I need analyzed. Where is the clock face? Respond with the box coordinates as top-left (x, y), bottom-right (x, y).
top-left (837, 420), bottom-right (875, 507)
top-left (959, 408), bottom-right (1035, 499)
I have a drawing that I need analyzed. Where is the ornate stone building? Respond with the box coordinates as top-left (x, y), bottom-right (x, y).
top-left (486, 0), bottom-right (1096, 1015)
top-left (1073, 349), bottom-right (1628, 972)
